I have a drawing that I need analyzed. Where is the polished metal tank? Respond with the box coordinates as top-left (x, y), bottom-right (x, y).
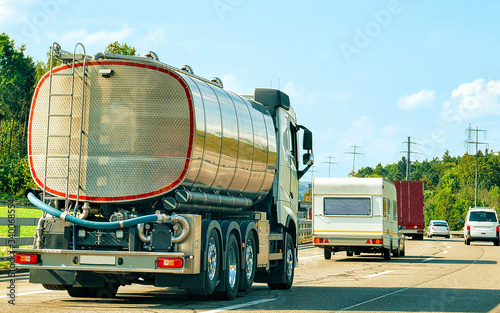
top-left (28, 58), bottom-right (277, 203)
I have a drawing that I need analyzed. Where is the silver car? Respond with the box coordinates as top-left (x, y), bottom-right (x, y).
top-left (427, 220), bottom-right (450, 238)
top-left (464, 207), bottom-right (500, 246)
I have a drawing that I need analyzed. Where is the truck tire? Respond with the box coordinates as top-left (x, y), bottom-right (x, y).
top-left (268, 232), bottom-right (295, 290)
top-left (324, 248), bottom-right (331, 260)
top-left (67, 286), bottom-right (90, 298)
top-left (216, 234), bottom-right (240, 300)
top-left (42, 284), bottom-right (69, 290)
top-left (465, 238), bottom-right (470, 245)
top-left (88, 282), bottom-right (120, 298)
top-left (383, 247), bottom-right (392, 261)
top-left (346, 251), bottom-right (354, 257)
top-left (495, 240), bottom-right (500, 246)
top-left (241, 232), bottom-right (257, 292)
top-left (187, 228), bottom-right (220, 296)
top-left (400, 240), bottom-right (406, 256)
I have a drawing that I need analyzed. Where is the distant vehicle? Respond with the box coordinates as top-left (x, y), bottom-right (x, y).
top-left (393, 181), bottom-right (425, 240)
top-left (464, 207), bottom-right (499, 246)
top-left (312, 177), bottom-right (405, 261)
top-left (427, 220), bottom-right (450, 238)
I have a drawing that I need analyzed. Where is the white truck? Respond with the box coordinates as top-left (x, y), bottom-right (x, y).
top-left (312, 177), bottom-right (404, 260)
top-left (14, 42), bottom-right (313, 300)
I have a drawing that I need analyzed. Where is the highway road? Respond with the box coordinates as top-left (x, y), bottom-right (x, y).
top-left (1, 237), bottom-right (499, 313)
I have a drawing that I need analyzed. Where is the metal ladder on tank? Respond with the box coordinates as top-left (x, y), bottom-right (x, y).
top-left (42, 42), bottom-right (87, 213)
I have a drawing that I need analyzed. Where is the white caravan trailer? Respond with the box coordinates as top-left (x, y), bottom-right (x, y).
top-left (312, 177), bottom-right (404, 260)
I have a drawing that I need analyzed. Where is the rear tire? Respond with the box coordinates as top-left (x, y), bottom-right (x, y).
top-left (494, 240), bottom-right (499, 246)
top-left (43, 284), bottom-right (69, 290)
top-left (67, 286), bottom-right (90, 298)
top-left (324, 249), bottom-right (331, 260)
top-left (187, 228), bottom-right (220, 296)
top-left (465, 238), bottom-right (470, 245)
top-left (241, 232), bottom-right (257, 292)
top-left (216, 234), bottom-right (240, 300)
top-left (268, 232), bottom-right (295, 290)
top-left (346, 251), bottom-right (354, 257)
top-left (383, 247), bottom-right (392, 261)
top-left (88, 282), bottom-right (119, 298)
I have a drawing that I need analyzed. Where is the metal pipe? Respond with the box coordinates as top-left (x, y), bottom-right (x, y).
top-left (28, 192), bottom-right (163, 229)
top-left (163, 197), bottom-right (243, 215)
top-left (27, 192), bottom-right (191, 243)
top-left (169, 214), bottom-right (189, 243)
top-left (77, 202), bottom-right (90, 219)
top-left (137, 223), bottom-right (151, 243)
top-left (175, 190), bottom-right (253, 208)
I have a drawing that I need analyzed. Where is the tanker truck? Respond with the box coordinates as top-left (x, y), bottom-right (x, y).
top-left (14, 43), bottom-right (313, 300)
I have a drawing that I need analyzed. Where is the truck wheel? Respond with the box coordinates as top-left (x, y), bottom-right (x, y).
top-left (187, 228), bottom-right (220, 296)
top-left (67, 286), bottom-right (90, 297)
top-left (268, 232), bottom-right (295, 290)
top-left (88, 282), bottom-right (120, 298)
top-left (43, 284), bottom-right (69, 290)
top-left (217, 234), bottom-right (240, 300)
top-left (465, 238), bottom-right (470, 245)
top-left (393, 240), bottom-right (401, 257)
top-left (495, 240), bottom-right (500, 246)
top-left (383, 247), bottom-right (392, 261)
top-left (346, 251), bottom-right (354, 257)
top-left (241, 232), bottom-right (257, 292)
top-left (400, 240), bottom-right (406, 256)
top-left (324, 248), bottom-right (331, 260)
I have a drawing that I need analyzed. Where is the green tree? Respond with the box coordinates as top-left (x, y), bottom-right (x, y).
top-left (0, 33), bottom-right (35, 157)
top-left (105, 41), bottom-right (137, 55)
top-left (0, 33), bottom-right (36, 198)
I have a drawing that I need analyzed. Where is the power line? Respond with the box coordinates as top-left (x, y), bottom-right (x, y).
top-left (401, 136), bottom-right (419, 181)
top-left (322, 156), bottom-right (338, 178)
top-left (464, 124), bottom-right (487, 207)
top-left (345, 145), bottom-right (364, 176)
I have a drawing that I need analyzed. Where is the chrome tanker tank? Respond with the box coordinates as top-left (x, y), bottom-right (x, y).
top-left (28, 56), bottom-right (277, 203)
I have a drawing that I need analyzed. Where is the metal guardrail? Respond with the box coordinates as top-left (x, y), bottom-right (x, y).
top-left (450, 231), bottom-right (464, 238)
top-left (298, 219), bottom-right (312, 242)
top-left (0, 199), bottom-right (36, 208)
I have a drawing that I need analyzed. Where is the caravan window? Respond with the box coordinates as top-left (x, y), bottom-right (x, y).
top-left (323, 198), bottom-right (371, 216)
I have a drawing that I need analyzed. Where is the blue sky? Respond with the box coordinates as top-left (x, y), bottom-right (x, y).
top-left (2, 0), bottom-right (500, 180)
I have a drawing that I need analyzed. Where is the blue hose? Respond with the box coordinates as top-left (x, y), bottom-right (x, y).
top-left (27, 192), bottom-right (159, 229)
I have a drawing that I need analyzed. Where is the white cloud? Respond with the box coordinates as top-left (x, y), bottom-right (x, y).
top-left (283, 81), bottom-right (320, 107)
top-left (398, 89), bottom-right (435, 110)
top-left (441, 79), bottom-right (500, 122)
top-left (140, 28), bottom-right (165, 48)
top-left (0, 0), bottom-right (18, 25)
top-left (60, 24), bottom-right (134, 49)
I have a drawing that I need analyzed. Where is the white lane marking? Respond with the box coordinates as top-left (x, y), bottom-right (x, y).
top-left (338, 287), bottom-right (409, 311)
top-left (363, 270), bottom-right (394, 278)
top-left (447, 246), bottom-right (451, 248)
top-left (442, 251), bottom-right (449, 254)
top-left (0, 290), bottom-right (53, 298)
top-left (299, 254), bottom-right (323, 260)
top-left (200, 298), bottom-right (277, 313)
top-left (422, 257), bottom-right (435, 263)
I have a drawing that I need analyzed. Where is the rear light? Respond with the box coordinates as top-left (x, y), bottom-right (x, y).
top-left (372, 239), bottom-right (383, 244)
top-left (14, 254), bottom-right (39, 264)
top-left (156, 258), bottom-right (183, 268)
top-left (313, 238), bottom-right (323, 244)
top-left (466, 225), bottom-right (471, 231)
top-left (496, 226), bottom-right (499, 238)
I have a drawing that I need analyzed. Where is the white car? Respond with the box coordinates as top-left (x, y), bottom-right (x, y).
top-left (464, 207), bottom-right (499, 246)
top-left (427, 220), bottom-right (450, 238)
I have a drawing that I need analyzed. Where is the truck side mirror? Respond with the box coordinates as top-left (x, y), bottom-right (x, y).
top-left (303, 152), bottom-right (314, 166)
top-left (303, 129), bottom-right (313, 151)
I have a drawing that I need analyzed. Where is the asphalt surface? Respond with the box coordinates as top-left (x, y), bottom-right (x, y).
top-left (1, 237), bottom-right (499, 313)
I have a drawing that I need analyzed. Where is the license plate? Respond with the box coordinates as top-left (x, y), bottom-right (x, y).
top-left (80, 255), bottom-right (116, 265)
